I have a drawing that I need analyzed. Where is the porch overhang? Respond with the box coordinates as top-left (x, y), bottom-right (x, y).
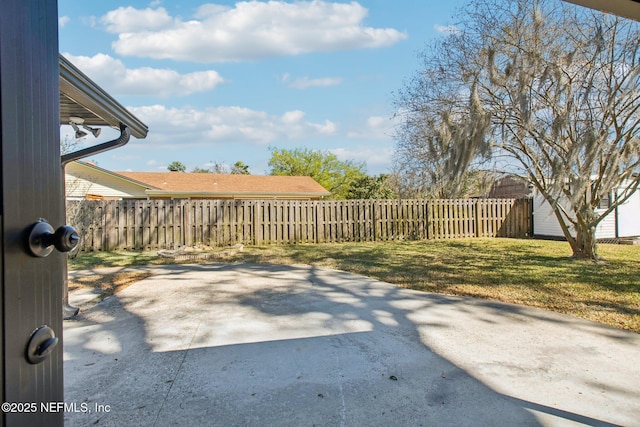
top-left (563, 0), bottom-right (640, 21)
top-left (59, 54), bottom-right (148, 140)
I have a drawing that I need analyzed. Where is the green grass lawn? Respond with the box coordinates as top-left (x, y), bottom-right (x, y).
top-left (69, 238), bottom-right (640, 333)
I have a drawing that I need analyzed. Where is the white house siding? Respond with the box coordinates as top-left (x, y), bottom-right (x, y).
top-left (616, 188), bottom-right (640, 237)
top-left (533, 193), bottom-right (572, 237)
top-left (65, 163), bottom-right (148, 199)
top-left (594, 210), bottom-right (616, 239)
top-left (533, 183), bottom-right (639, 239)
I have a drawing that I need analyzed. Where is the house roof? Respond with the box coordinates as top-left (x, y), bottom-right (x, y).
top-left (115, 171), bottom-right (330, 197)
top-left (70, 161), bottom-right (159, 189)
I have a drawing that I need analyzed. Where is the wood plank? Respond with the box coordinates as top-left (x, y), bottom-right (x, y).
top-left (115, 201), bottom-right (124, 250)
top-left (156, 200), bottom-right (165, 249)
top-left (242, 200), bottom-right (250, 244)
top-left (255, 201), bottom-right (262, 245)
top-left (105, 201), bottom-right (114, 250)
top-left (316, 201), bottom-right (325, 243)
top-left (150, 200), bottom-right (158, 249)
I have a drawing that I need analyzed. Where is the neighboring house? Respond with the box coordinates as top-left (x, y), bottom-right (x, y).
top-left (65, 161), bottom-right (330, 200)
top-left (533, 180), bottom-right (640, 240)
top-left (488, 175), bottom-right (532, 199)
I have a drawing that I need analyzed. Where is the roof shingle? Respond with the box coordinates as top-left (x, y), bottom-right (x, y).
top-left (115, 171), bottom-right (330, 196)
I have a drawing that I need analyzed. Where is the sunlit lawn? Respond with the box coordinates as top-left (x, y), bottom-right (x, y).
top-left (69, 238), bottom-right (640, 333)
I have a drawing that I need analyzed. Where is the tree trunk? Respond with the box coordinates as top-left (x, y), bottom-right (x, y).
top-left (551, 205), bottom-right (599, 261)
top-left (570, 224), bottom-right (599, 260)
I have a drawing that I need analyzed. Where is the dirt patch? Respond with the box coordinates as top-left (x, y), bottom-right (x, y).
top-left (69, 271), bottom-right (154, 300)
top-left (157, 244), bottom-right (244, 261)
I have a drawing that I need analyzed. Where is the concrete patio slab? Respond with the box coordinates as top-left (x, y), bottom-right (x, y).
top-left (64, 263), bottom-right (640, 426)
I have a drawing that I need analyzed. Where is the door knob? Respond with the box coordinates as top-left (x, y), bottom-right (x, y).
top-left (54, 225), bottom-right (80, 252)
top-left (26, 325), bottom-right (59, 364)
top-left (26, 219), bottom-right (80, 257)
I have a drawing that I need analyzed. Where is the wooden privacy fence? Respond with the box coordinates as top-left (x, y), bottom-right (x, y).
top-left (67, 198), bottom-right (532, 251)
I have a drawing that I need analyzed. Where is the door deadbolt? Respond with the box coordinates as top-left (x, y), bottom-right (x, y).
top-left (26, 218), bottom-right (80, 257)
top-left (26, 325), bottom-right (59, 365)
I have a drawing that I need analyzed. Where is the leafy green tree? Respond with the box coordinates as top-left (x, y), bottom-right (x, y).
top-left (167, 161), bottom-right (186, 172)
top-left (231, 161), bottom-right (250, 175)
top-left (347, 174), bottom-right (397, 199)
top-left (268, 147), bottom-right (366, 199)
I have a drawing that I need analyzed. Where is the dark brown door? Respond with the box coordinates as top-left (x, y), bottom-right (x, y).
top-left (1, 1), bottom-right (64, 426)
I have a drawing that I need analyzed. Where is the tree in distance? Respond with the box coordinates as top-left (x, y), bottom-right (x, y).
top-left (191, 161), bottom-right (251, 174)
top-left (268, 147), bottom-right (366, 199)
top-left (167, 161), bottom-right (186, 172)
top-left (231, 161), bottom-right (250, 175)
top-left (346, 174), bottom-right (397, 199)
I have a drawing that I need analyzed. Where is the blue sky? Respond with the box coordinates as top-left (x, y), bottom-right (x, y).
top-left (58, 0), bottom-right (466, 175)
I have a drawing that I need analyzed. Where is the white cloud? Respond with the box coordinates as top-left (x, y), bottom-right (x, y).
top-left (433, 24), bottom-right (460, 35)
top-left (128, 104), bottom-right (338, 147)
top-left (102, 1), bottom-right (407, 63)
top-left (102, 7), bottom-right (175, 33)
top-left (346, 115), bottom-right (397, 140)
top-left (80, 16), bottom-right (98, 28)
top-left (288, 76), bottom-right (343, 89)
top-left (311, 120), bottom-right (338, 135)
top-left (59, 16), bottom-right (70, 28)
top-left (193, 4), bottom-right (231, 19)
top-left (281, 110), bottom-right (306, 124)
top-left (63, 53), bottom-right (225, 97)
top-left (330, 146), bottom-right (394, 167)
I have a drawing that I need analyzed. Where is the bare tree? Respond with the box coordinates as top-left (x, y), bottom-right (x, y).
top-left (64, 172), bottom-right (96, 258)
top-left (395, 0), bottom-right (640, 260)
top-left (61, 135), bottom-right (79, 155)
top-left (193, 161), bottom-right (250, 174)
top-left (393, 101), bottom-right (492, 198)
